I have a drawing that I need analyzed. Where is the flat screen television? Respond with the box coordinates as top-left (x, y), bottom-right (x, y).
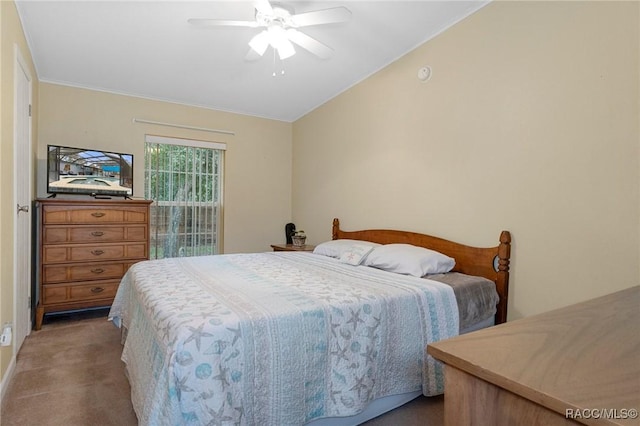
top-left (47, 144), bottom-right (133, 198)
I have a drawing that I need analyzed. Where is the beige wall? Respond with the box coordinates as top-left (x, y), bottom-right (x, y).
top-left (38, 83), bottom-right (293, 254)
top-left (292, 1), bottom-right (639, 320)
top-left (0, 0), bottom-right (39, 392)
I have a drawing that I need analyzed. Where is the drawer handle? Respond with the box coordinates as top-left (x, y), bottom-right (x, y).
top-left (91, 249), bottom-right (105, 256)
top-left (91, 212), bottom-right (106, 218)
top-left (91, 231), bottom-right (104, 237)
top-left (91, 268), bottom-right (105, 274)
top-left (90, 287), bottom-right (104, 294)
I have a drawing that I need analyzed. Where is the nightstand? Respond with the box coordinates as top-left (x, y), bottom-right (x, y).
top-left (271, 243), bottom-right (316, 252)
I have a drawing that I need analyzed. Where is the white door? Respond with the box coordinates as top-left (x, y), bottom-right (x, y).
top-left (14, 46), bottom-right (32, 351)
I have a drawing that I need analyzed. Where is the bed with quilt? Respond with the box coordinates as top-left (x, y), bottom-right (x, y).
top-left (108, 218), bottom-right (511, 425)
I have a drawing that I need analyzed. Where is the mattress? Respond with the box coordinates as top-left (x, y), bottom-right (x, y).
top-left (427, 272), bottom-right (499, 331)
top-left (109, 252), bottom-right (459, 426)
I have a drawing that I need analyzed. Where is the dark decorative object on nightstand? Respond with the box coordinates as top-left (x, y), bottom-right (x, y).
top-left (285, 222), bottom-right (296, 244)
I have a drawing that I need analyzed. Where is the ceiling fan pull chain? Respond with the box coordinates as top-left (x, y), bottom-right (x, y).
top-left (271, 50), bottom-right (286, 77)
top-left (272, 48), bottom-right (277, 77)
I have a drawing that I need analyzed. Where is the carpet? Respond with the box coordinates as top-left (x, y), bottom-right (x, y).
top-left (0, 311), bottom-right (137, 426)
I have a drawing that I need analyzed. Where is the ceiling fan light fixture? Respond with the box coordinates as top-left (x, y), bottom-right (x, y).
top-left (276, 39), bottom-right (296, 60)
top-left (267, 25), bottom-right (295, 59)
top-left (249, 30), bottom-right (270, 56)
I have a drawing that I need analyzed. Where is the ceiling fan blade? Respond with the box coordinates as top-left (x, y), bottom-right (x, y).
top-left (254, 0), bottom-right (273, 15)
top-left (291, 7), bottom-right (352, 27)
top-left (188, 18), bottom-right (259, 28)
top-left (286, 29), bottom-right (334, 59)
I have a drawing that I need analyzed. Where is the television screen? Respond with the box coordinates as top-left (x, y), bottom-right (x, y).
top-left (47, 145), bottom-right (133, 197)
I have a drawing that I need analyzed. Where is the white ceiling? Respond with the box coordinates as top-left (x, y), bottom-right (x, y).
top-left (16, 0), bottom-right (488, 122)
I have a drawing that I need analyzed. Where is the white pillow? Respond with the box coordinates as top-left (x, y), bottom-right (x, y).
top-left (313, 239), bottom-right (380, 259)
top-left (363, 243), bottom-right (455, 277)
top-left (338, 243), bottom-right (376, 266)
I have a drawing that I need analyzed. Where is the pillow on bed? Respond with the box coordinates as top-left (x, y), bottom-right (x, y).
top-left (338, 243), bottom-right (376, 266)
top-left (313, 239), bottom-right (380, 259)
top-left (363, 243), bottom-right (455, 277)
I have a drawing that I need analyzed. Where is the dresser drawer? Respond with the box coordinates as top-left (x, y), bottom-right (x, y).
top-left (43, 243), bottom-right (148, 263)
top-left (42, 280), bottom-right (120, 305)
top-left (43, 225), bottom-right (147, 244)
top-left (43, 206), bottom-right (148, 225)
top-left (42, 261), bottom-right (133, 283)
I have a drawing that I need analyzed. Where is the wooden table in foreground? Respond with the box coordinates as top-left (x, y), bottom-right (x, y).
top-left (428, 286), bottom-right (640, 426)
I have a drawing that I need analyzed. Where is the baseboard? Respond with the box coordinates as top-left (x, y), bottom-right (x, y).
top-left (0, 352), bottom-right (17, 408)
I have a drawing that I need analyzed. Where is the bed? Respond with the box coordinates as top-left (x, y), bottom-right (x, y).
top-left (109, 218), bottom-right (511, 425)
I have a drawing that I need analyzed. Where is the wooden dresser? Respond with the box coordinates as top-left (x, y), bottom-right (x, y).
top-left (35, 198), bottom-right (152, 330)
top-left (427, 286), bottom-right (640, 426)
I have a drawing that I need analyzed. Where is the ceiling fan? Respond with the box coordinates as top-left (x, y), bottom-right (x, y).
top-left (188, 0), bottom-right (352, 61)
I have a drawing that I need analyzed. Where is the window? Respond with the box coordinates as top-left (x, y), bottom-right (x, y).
top-left (144, 135), bottom-right (225, 259)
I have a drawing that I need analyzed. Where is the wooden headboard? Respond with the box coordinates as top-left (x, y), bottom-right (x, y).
top-left (331, 218), bottom-right (512, 324)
